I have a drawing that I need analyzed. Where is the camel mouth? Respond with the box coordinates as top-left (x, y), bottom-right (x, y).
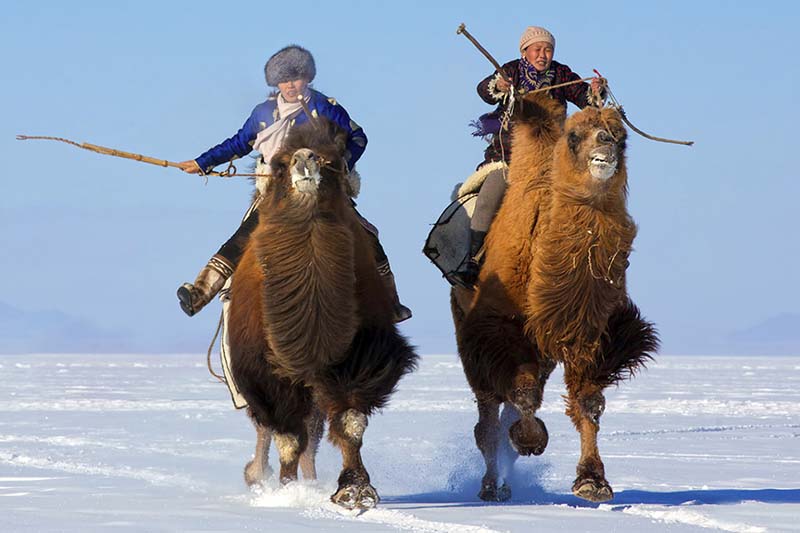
top-left (291, 172), bottom-right (321, 193)
top-left (290, 149), bottom-right (322, 193)
top-left (588, 148), bottom-right (618, 181)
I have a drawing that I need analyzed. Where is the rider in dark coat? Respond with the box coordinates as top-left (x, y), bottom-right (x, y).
top-left (450, 26), bottom-right (603, 289)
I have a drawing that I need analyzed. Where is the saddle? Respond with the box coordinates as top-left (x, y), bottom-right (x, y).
top-left (422, 161), bottom-right (506, 286)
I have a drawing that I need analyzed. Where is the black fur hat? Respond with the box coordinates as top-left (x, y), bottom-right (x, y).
top-left (264, 45), bottom-right (316, 87)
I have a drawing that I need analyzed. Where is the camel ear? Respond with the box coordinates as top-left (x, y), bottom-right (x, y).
top-left (567, 129), bottom-right (581, 154)
top-left (601, 107), bottom-right (624, 130)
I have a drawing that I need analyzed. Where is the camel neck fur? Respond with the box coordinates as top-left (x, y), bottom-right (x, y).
top-left (254, 191), bottom-right (358, 382)
top-left (526, 119), bottom-right (636, 365)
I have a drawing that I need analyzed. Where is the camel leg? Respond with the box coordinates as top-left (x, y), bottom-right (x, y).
top-left (474, 393), bottom-right (510, 501)
top-left (328, 409), bottom-right (378, 510)
top-left (506, 364), bottom-right (549, 456)
top-left (244, 422), bottom-right (273, 486)
top-left (498, 402), bottom-right (521, 478)
top-left (299, 406), bottom-right (324, 480)
top-left (563, 362), bottom-right (612, 502)
top-left (273, 429), bottom-right (307, 485)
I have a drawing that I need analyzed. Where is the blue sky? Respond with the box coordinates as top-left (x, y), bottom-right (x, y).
top-left (2, 1), bottom-right (798, 355)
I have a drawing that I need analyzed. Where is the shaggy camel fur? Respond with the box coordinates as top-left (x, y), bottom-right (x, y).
top-left (452, 93), bottom-right (659, 503)
top-left (227, 119), bottom-right (418, 510)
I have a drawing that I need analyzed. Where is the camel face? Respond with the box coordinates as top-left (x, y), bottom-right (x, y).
top-left (560, 108), bottom-right (628, 195)
top-left (289, 148), bottom-right (323, 194)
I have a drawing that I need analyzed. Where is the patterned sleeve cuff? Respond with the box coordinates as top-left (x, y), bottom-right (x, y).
top-left (486, 73), bottom-right (508, 102)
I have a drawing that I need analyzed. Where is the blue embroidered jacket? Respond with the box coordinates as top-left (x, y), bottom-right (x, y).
top-left (194, 88), bottom-right (367, 173)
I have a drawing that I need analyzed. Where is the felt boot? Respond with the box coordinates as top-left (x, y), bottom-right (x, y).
top-left (450, 230), bottom-right (486, 290)
top-left (177, 256), bottom-right (234, 317)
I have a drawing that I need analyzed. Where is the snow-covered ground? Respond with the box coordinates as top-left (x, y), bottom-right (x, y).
top-left (1, 353), bottom-right (798, 532)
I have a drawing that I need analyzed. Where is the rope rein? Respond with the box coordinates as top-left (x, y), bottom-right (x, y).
top-left (16, 135), bottom-right (83, 149)
top-left (206, 311), bottom-right (227, 384)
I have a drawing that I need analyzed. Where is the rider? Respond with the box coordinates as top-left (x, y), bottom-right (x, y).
top-left (176, 45), bottom-right (412, 322)
top-left (450, 26), bottom-right (604, 289)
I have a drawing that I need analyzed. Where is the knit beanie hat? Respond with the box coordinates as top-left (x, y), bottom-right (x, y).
top-left (264, 45), bottom-right (316, 86)
top-left (519, 26), bottom-right (555, 53)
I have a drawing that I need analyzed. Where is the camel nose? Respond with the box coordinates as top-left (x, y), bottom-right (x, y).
top-left (291, 148), bottom-right (316, 166)
top-left (291, 149), bottom-right (319, 175)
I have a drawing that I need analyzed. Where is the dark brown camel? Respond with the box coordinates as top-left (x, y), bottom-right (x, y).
top-left (452, 93), bottom-right (659, 503)
top-left (227, 118), bottom-right (418, 510)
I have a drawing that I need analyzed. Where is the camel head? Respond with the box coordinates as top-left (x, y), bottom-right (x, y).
top-left (270, 119), bottom-right (350, 201)
top-left (553, 106), bottom-right (628, 202)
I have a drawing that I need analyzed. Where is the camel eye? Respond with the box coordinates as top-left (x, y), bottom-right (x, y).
top-left (597, 130), bottom-right (613, 144)
top-left (568, 130), bottom-right (581, 151)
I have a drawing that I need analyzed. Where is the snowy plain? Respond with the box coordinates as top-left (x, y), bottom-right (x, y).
top-left (0, 353), bottom-right (798, 532)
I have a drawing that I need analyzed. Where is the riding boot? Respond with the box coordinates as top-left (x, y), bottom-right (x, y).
top-left (451, 230), bottom-right (486, 290)
top-left (177, 255), bottom-right (234, 317)
top-left (377, 260), bottom-right (412, 323)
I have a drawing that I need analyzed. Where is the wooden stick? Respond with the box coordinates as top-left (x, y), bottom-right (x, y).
top-left (456, 23), bottom-right (513, 84)
top-left (616, 107), bottom-right (694, 146)
top-left (522, 76), bottom-right (596, 95)
top-left (15, 134), bottom-right (273, 176)
top-left (16, 135), bottom-right (182, 168)
top-left (297, 96), bottom-right (323, 131)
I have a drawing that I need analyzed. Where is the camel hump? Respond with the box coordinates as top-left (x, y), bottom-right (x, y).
top-left (514, 92), bottom-right (567, 132)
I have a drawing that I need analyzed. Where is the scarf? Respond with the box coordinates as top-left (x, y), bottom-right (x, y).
top-left (252, 89), bottom-right (310, 163)
top-left (518, 56), bottom-right (555, 92)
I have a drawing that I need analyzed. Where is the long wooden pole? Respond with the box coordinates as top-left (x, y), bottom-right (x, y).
top-left (15, 134), bottom-right (270, 177)
top-left (456, 23), bottom-right (512, 84)
top-left (16, 135), bottom-right (183, 168)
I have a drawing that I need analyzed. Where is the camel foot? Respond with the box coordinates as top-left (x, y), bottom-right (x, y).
top-left (572, 476), bottom-right (614, 502)
top-left (508, 417), bottom-right (548, 456)
top-left (478, 480), bottom-right (511, 502)
top-left (244, 459), bottom-right (273, 487)
top-left (331, 483), bottom-right (380, 510)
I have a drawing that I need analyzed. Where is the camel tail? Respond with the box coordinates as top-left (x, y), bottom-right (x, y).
top-left (593, 299), bottom-right (659, 388)
top-left (315, 326), bottom-right (418, 415)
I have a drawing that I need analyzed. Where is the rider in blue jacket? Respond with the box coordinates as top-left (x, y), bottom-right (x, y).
top-left (192, 88), bottom-right (367, 175)
top-left (176, 45), bottom-right (411, 322)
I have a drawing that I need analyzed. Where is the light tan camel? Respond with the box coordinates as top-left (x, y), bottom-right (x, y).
top-left (452, 93), bottom-right (658, 503)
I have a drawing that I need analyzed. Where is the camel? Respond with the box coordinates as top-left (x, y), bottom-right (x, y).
top-left (451, 93), bottom-right (659, 503)
top-left (226, 118), bottom-right (418, 510)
